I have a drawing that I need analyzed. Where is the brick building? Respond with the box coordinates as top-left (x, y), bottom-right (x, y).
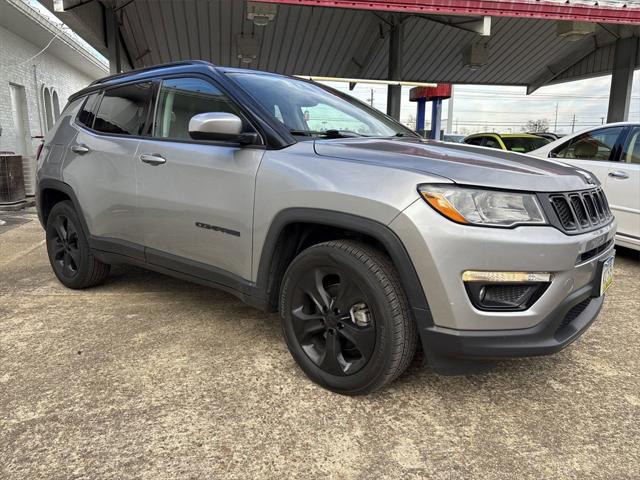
top-left (0, 0), bottom-right (107, 195)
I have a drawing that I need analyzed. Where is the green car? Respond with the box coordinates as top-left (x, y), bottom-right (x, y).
top-left (463, 132), bottom-right (550, 153)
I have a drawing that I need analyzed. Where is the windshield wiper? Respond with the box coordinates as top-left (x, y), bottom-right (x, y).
top-left (289, 129), bottom-right (366, 138)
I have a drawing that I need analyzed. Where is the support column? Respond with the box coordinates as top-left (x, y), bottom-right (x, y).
top-left (607, 37), bottom-right (638, 123)
top-left (416, 98), bottom-right (426, 135)
top-left (430, 99), bottom-right (442, 140)
top-left (386, 21), bottom-right (403, 120)
top-left (105, 7), bottom-right (121, 74)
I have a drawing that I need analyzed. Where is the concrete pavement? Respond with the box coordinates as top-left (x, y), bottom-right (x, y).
top-left (1, 212), bottom-right (638, 479)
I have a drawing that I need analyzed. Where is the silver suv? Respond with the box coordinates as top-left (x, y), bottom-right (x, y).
top-left (36, 61), bottom-right (616, 395)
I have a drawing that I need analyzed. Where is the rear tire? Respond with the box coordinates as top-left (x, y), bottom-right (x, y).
top-left (45, 201), bottom-right (110, 289)
top-left (280, 240), bottom-right (417, 395)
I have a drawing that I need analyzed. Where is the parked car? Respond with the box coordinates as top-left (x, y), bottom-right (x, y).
top-left (442, 134), bottom-right (465, 143)
top-left (464, 132), bottom-right (550, 153)
top-left (527, 132), bottom-right (564, 142)
top-left (36, 61), bottom-right (616, 394)
top-left (529, 123), bottom-right (639, 251)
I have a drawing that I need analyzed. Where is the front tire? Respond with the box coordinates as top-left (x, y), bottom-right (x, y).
top-left (280, 240), bottom-right (417, 395)
top-left (46, 201), bottom-right (110, 289)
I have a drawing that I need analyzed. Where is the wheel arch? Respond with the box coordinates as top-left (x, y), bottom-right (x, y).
top-left (37, 179), bottom-right (90, 239)
top-left (256, 208), bottom-right (434, 329)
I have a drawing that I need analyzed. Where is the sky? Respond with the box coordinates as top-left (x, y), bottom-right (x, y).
top-left (322, 72), bottom-right (640, 135)
top-left (29, 0), bottom-right (638, 136)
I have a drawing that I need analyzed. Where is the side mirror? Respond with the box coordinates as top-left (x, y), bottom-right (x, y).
top-left (188, 112), bottom-right (257, 144)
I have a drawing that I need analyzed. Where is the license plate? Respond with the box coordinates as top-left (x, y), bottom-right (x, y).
top-left (600, 255), bottom-right (615, 296)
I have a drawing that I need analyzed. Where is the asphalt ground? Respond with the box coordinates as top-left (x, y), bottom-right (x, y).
top-left (1, 210), bottom-right (638, 479)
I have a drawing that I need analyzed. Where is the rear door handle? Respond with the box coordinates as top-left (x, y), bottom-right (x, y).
top-left (71, 144), bottom-right (90, 154)
top-left (140, 153), bottom-right (166, 166)
top-left (608, 170), bottom-right (629, 179)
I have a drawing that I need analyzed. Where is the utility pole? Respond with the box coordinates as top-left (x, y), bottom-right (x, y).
top-left (367, 89), bottom-right (374, 108)
top-left (571, 114), bottom-right (576, 133)
top-left (554, 102), bottom-right (558, 132)
top-left (600, 116), bottom-right (605, 124)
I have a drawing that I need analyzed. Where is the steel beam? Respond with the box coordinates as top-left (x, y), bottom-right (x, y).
top-left (386, 20), bottom-right (403, 120)
top-left (607, 37), bottom-right (638, 123)
top-left (258, 0), bottom-right (640, 25)
top-left (105, 6), bottom-right (121, 74)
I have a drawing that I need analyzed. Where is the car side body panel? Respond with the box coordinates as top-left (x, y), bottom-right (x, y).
top-left (250, 141), bottom-right (452, 282)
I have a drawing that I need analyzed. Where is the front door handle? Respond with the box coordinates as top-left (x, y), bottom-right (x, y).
top-left (608, 170), bottom-right (629, 179)
top-left (140, 153), bottom-right (166, 166)
top-left (71, 144), bottom-right (90, 154)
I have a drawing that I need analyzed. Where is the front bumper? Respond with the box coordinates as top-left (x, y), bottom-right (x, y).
top-left (389, 198), bottom-right (616, 370)
top-left (423, 283), bottom-right (602, 361)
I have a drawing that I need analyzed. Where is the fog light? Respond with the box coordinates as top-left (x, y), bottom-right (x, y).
top-left (462, 271), bottom-right (552, 283)
top-left (462, 271), bottom-right (552, 311)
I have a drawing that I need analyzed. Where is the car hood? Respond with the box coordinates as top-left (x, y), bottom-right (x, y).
top-left (313, 138), bottom-right (597, 192)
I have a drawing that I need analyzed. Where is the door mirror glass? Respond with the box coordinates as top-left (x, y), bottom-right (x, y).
top-left (189, 112), bottom-right (243, 142)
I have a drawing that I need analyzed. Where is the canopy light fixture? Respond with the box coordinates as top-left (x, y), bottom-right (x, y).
top-left (236, 34), bottom-right (258, 64)
top-left (557, 21), bottom-right (596, 41)
top-left (53, 0), bottom-right (65, 12)
top-left (247, 1), bottom-right (277, 26)
top-left (463, 42), bottom-right (488, 70)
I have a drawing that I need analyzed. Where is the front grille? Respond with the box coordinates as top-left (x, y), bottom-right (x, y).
top-left (544, 187), bottom-right (612, 234)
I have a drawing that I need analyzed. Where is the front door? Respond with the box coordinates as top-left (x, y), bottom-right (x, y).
top-left (136, 76), bottom-right (264, 281)
top-left (551, 126), bottom-right (627, 185)
top-left (610, 127), bottom-right (640, 243)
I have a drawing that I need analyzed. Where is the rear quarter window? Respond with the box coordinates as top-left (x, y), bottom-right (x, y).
top-left (76, 92), bottom-right (101, 129)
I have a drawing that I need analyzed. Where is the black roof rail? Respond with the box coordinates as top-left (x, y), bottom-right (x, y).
top-left (89, 60), bottom-right (214, 86)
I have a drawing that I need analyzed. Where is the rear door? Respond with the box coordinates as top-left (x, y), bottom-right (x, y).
top-left (136, 76), bottom-right (265, 281)
top-left (611, 126), bottom-right (640, 243)
top-left (64, 82), bottom-right (155, 251)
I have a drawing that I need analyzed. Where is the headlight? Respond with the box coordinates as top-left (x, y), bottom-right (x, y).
top-left (418, 185), bottom-right (546, 227)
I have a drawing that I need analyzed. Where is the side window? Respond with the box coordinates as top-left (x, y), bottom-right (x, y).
top-left (93, 82), bottom-right (153, 136)
top-left (465, 137), bottom-right (483, 146)
top-left (483, 136), bottom-right (501, 149)
top-left (77, 92), bottom-right (100, 128)
top-left (622, 127), bottom-right (640, 164)
top-left (553, 127), bottom-right (624, 161)
top-left (153, 77), bottom-right (246, 140)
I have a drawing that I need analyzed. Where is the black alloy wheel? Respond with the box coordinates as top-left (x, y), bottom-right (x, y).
top-left (280, 240), bottom-right (417, 395)
top-left (45, 201), bottom-right (110, 289)
top-left (290, 266), bottom-right (375, 376)
top-left (50, 214), bottom-right (81, 279)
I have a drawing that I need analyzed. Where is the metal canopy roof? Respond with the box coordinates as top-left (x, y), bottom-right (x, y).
top-left (41, 0), bottom-right (640, 92)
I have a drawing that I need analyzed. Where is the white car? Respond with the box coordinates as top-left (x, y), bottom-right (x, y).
top-left (530, 123), bottom-right (640, 251)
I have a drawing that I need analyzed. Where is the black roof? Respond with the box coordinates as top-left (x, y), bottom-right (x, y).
top-left (71, 60), bottom-right (275, 101)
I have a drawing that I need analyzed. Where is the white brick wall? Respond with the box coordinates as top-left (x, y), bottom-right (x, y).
top-left (0, 24), bottom-right (99, 194)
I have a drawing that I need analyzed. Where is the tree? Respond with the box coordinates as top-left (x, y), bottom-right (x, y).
top-left (523, 119), bottom-right (549, 133)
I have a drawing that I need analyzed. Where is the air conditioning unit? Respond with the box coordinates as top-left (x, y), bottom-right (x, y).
top-left (0, 155), bottom-right (26, 205)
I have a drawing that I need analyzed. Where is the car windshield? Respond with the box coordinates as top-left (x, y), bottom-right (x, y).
top-left (228, 73), bottom-right (417, 138)
top-left (502, 136), bottom-right (550, 153)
